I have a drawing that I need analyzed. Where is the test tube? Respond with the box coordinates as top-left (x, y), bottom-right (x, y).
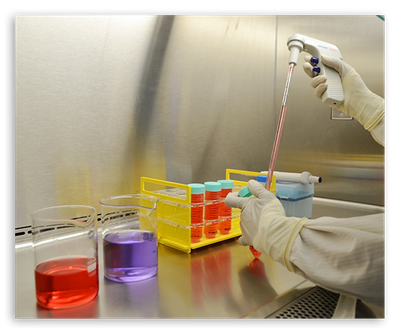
top-left (256, 174), bottom-right (268, 186)
top-left (189, 183), bottom-right (205, 243)
top-left (204, 181), bottom-right (221, 239)
top-left (217, 179), bottom-right (234, 235)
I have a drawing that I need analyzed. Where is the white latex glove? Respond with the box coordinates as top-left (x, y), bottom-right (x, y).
top-left (226, 180), bottom-right (310, 272)
top-left (224, 180), bottom-right (278, 247)
top-left (303, 55), bottom-right (385, 133)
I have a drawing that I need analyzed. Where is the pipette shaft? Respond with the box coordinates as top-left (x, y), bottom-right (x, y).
top-left (266, 63), bottom-right (295, 191)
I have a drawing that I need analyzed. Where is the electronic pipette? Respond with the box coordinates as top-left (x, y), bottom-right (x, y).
top-left (250, 35), bottom-right (344, 258)
top-left (265, 34), bottom-right (344, 191)
top-left (287, 34), bottom-right (344, 106)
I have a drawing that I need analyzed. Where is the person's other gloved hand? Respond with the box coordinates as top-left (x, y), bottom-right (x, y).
top-left (224, 180), bottom-right (279, 247)
top-left (303, 55), bottom-right (384, 133)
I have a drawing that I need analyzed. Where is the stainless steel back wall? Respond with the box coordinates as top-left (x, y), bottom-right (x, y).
top-left (274, 16), bottom-right (384, 206)
top-left (153, 16), bottom-right (277, 183)
top-left (15, 15), bottom-right (385, 227)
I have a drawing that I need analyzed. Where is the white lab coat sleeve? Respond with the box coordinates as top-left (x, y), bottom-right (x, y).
top-left (289, 213), bottom-right (384, 307)
top-left (370, 115), bottom-right (385, 147)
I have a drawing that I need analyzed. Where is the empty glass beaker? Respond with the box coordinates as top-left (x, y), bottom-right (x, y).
top-left (31, 205), bottom-right (99, 309)
top-left (100, 194), bottom-right (159, 283)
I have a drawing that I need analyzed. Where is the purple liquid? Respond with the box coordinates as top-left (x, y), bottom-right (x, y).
top-left (103, 230), bottom-right (158, 282)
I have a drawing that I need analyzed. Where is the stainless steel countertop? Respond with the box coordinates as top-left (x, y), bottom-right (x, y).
top-left (15, 197), bottom-right (384, 319)
top-left (15, 235), bottom-right (313, 319)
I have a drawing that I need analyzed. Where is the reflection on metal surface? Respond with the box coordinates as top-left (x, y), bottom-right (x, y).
top-left (154, 16), bottom-right (277, 184)
top-left (157, 239), bottom-right (307, 318)
top-left (278, 151), bottom-right (384, 206)
top-left (130, 16), bottom-right (174, 191)
top-left (312, 197), bottom-right (384, 219)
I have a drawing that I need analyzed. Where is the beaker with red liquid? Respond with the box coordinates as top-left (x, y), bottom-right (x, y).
top-left (31, 205), bottom-right (99, 309)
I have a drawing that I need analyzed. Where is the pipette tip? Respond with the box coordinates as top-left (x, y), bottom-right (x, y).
top-left (249, 246), bottom-right (261, 258)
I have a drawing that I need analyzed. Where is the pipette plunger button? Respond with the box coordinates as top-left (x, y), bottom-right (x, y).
top-left (310, 57), bottom-right (319, 65)
top-left (313, 66), bottom-right (320, 76)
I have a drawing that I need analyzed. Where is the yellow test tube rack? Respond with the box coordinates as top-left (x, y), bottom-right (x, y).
top-left (140, 169), bottom-right (276, 253)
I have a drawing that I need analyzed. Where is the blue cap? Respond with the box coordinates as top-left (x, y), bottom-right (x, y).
top-left (256, 175), bottom-right (268, 182)
top-left (313, 66), bottom-right (321, 74)
top-left (188, 183), bottom-right (205, 194)
top-left (217, 180), bottom-right (234, 189)
top-left (204, 181), bottom-right (222, 192)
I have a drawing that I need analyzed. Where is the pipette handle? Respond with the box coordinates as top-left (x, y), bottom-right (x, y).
top-left (287, 34), bottom-right (344, 107)
top-left (311, 52), bottom-right (344, 107)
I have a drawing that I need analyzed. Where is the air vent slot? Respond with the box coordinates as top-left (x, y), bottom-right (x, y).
top-left (270, 286), bottom-right (342, 319)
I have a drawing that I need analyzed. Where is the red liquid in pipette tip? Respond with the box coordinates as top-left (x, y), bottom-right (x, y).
top-left (249, 246), bottom-right (261, 258)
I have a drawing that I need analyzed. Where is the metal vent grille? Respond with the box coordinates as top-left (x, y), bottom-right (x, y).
top-left (272, 286), bottom-right (340, 319)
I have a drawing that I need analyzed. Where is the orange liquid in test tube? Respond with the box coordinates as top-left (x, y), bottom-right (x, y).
top-left (189, 183), bottom-right (205, 243)
top-left (204, 182), bottom-right (221, 239)
top-left (217, 180), bottom-right (234, 235)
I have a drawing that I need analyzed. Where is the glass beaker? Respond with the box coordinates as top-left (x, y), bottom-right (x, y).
top-left (100, 194), bottom-right (159, 283)
top-left (31, 205), bottom-right (99, 309)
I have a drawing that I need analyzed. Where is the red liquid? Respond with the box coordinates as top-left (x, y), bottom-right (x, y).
top-left (250, 246), bottom-right (262, 258)
top-left (35, 257), bottom-right (98, 309)
top-left (191, 193), bottom-right (204, 243)
top-left (219, 187), bottom-right (232, 235)
top-left (204, 190), bottom-right (220, 238)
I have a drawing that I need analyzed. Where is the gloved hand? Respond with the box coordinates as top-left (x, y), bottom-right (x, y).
top-left (303, 55), bottom-right (384, 133)
top-left (225, 179), bottom-right (310, 272)
top-left (224, 180), bottom-right (279, 247)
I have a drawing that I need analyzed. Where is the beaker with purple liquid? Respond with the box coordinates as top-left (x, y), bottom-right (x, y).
top-left (100, 194), bottom-right (159, 283)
